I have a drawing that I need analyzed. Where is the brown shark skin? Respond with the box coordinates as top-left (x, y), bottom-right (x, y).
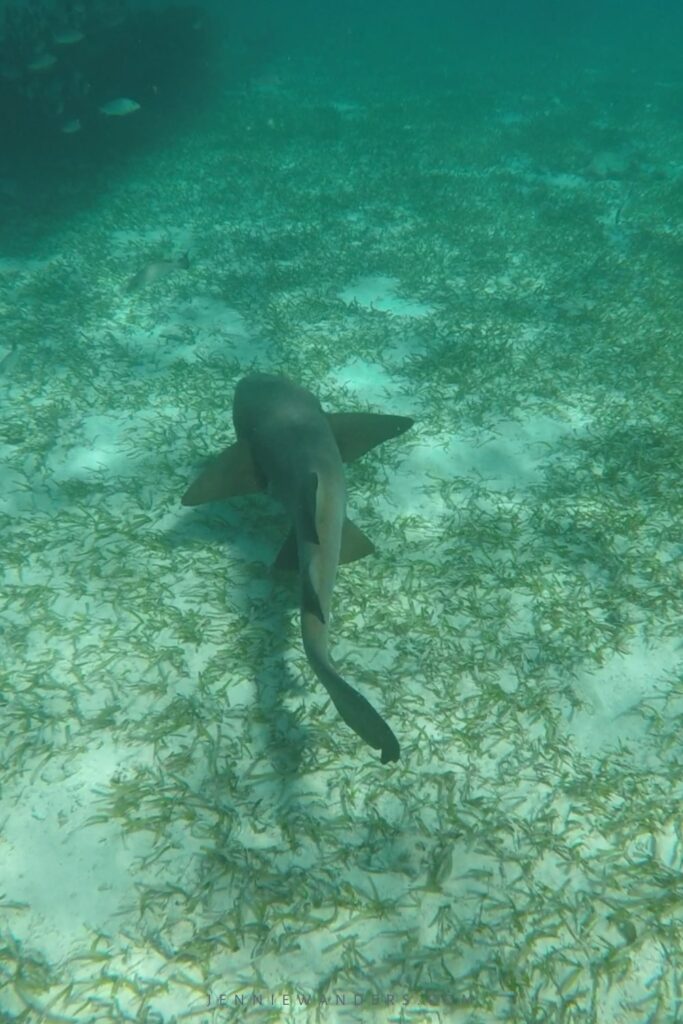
top-left (183, 373), bottom-right (413, 764)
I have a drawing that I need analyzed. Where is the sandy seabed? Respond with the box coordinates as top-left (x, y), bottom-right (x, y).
top-left (1, 43), bottom-right (682, 1024)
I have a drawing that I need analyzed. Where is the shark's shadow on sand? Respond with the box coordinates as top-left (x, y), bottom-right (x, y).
top-left (174, 373), bottom-right (414, 767)
top-left (165, 495), bottom-right (309, 771)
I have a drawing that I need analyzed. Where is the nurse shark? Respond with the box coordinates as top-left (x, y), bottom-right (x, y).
top-left (182, 373), bottom-right (414, 763)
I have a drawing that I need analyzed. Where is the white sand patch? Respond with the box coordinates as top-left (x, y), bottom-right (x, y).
top-left (2, 739), bottom-right (155, 957)
top-left (47, 414), bottom-right (136, 481)
top-left (566, 637), bottom-right (682, 756)
top-left (333, 357), bottom-right (413, 412)
top-left (118, 297), bottom-right (253, 367)
top-left (339, 274), bottom-right (435, 318)
top-left (383, 405), bottom-right (585, 526)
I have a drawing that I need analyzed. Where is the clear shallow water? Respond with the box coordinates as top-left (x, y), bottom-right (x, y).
top-left (1, 2), bottom-right (682, 1021)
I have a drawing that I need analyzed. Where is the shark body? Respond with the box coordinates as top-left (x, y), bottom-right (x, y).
top-left (182, 373), bottom-right (413, 764)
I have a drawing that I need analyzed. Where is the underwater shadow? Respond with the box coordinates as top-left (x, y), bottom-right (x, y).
top-left (0, 3), bottom-right (277, 251)
top-left (166, 498), bottom-right (313, 775)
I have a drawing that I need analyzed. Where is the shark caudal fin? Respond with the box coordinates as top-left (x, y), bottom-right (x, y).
top-left (327, 412), bottom-right (414, 463)
top-left (311, 654), bottom-right (400, 764)
top-left (182, 441), bottom-right (264, 506)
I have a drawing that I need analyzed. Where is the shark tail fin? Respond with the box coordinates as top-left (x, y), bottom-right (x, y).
top-left (330, 677), bottom-right (400, 764)
top-left (307, 648), bottom-right (400, 764)
top-left (327, 412), bottom-right (414, 463)
top-left (182, 441), bottom-right (264, 506)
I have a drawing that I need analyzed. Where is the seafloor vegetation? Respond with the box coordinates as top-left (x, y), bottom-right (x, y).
top-left (1, 43), bottom-right (682, 1024)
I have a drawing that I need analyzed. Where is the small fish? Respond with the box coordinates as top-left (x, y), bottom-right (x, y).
top-left (61, 118), bottom-right (81, 135)
top-left (53, 29), bottom-right (85, 46)
top-left (99, 97), bottom-right (140, 117)
top-left (27, 53), bottom-right (57, 73)
top-left (126, 252), bottom-right (190, 292)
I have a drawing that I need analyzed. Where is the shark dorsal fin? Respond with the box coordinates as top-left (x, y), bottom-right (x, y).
top-left (339, 517), bottom-right (375, 564)
top-left (181, 441), bottom-right (264, 506)
top-left (327, 412), bottom-right (414, 463)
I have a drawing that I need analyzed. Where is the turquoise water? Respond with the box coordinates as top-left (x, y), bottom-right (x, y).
top-left (1, 2), bottom-right (682, 1021)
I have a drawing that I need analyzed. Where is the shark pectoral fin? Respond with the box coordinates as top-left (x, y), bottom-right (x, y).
top-left (274, 528), bottom-right (298, 571)
top-left (298, 471), bottom-right (320, 545)
top-left (339, 517), bottom-right (375, 564)
top-left (181, 441), bottom-right (264, 506)
top-left (327, 412), bottom-right (414, 463)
